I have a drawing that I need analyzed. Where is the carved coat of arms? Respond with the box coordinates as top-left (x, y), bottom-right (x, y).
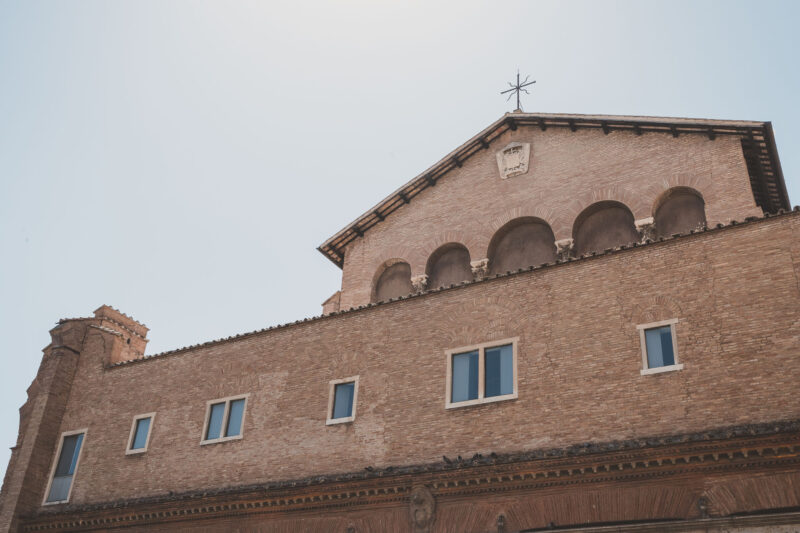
top-left (496, 141), bottom-right (531, 179)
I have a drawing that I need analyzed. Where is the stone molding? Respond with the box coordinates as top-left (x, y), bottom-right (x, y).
top-left (470, 258), bottom-right (489, 280)
top-left (555, 238), bottom-right (574, 261)
top-left (410, 274), bottom-right (429, 293)
top-left (495, 142), bottom-right (531, 179)
top-left (409, 486), bottom-right (435, 533)
top-left (635, 216), bottom-right (657, 242)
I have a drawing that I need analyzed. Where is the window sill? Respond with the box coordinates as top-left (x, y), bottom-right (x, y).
top-left (641, 363), bottom-right (684, 376)
top-left (326, 416), bottom-right (355, 426)
top-left (200, 435), bottom-right (243, 446)
top-left (125, 448), bottom-right (148, 456)
top-left (42, 500), bottom-right (69, 506)
top-left (446, 392), bottom-right (517, 410)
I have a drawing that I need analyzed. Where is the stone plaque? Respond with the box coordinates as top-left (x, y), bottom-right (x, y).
top-left (496, 141), bottom-right (531, 179)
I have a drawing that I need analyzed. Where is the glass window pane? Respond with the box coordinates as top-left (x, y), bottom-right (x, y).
top-left (47, 433), bottom-right (83, 503)
top-left (225, 399), bottom-right (245, 437)
top-left (645, 326), bottom-right (674, 368)
top-left (205, 402), bottom-right (225, 440)
top-left (452, 350), bottom-right (479, 403)
top-left (131, 417), bottom-right (151, 450)
top-left (660, 327), bottom-right (675, 366)
top-left (54, 434), bottom-right (83, 476)
top-left (485, 344), bottom-right (513, 397)
top-left (332, 382), bottom-right (355, 419)
top-left (47, 475), bottom-right (73, 502)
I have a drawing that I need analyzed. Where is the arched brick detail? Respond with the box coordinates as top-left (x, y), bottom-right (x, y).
top-left (478, 203), bottom-right (559, 258)
top-left (640, 173), bottom-right (710, 218)
top-left (559, 186), bottom-right (646, 240)
top-left (652, 185), bottom-right (704, 215)
top-left (438, 293), bottom-right (527, 347)
top-left (414, 230), bottom-right (480, 274)
top-left (425, 243), bottom-right (472, 290)
top-left (486, 217), bottom-right (557, 274)
top-left (370, 246), bottom-right (417, 277)
top-left (370, 257), bottom-right (413, 303)
top-left (620, 295), bottom-right (686, 333)
top-left (572, 200), bottom-right (639, 255)
top-left (652, 186), bottom-right (708, 237)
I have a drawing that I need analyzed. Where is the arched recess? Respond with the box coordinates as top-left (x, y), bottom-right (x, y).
top-left (573, 201), bottom-right (639, 255)
top-left (426, 243), bottom-right (472, 289)
top-left (372, 260), bottom-right (412, 303)
top-left (654, 187), bottom-right (706, 237)
top-left (487, 217), bottom-right (557, 275)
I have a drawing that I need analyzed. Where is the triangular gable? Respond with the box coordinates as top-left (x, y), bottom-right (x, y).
top-left (318, 112), bottom-right (788, 268)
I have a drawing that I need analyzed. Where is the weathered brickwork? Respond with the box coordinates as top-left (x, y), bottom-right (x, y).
top-left (336, 125), bottom-right (763, 309)
top-left (1, 112), bottom-right (796, 531)
top-left (3, 213), bottom-right (796, 517)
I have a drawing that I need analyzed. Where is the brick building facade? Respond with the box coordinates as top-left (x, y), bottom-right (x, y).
top-left (1, 113), bottom-right (798, 532)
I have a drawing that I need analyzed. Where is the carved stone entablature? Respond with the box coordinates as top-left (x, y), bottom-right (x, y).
top-left (555, 238), bottom-right (574, 261)
top-left (409, 485), bottom-right (436, 533)
top-left (470, 258), bottom-right (490, 280)
top-left (496, 142), bottom-right (531, 179)
top-left (635, 217), bottom-right (656, 242)
top-left (411, 274), bottom-right (429, 293)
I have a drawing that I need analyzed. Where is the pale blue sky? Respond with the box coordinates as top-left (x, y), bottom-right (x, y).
top-left (1, 0), bottom-right (798, 482)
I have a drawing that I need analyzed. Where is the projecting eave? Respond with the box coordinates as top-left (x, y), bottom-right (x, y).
top-left (318, 112), bottom-right (789, 268)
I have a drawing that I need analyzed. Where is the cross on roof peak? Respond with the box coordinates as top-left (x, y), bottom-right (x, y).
top-left (501, 70), bottom-right (536, 112)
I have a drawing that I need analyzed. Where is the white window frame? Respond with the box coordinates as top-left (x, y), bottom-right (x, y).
top-left (125, 412), bottom-right (156, 455)
top-left (326, 375), bottom-right (359, 425)
top-left (637, 318), bottom-right (683, 375)
top-left (200, 394), bottom-right (249, 445)
top-left (42, 428), bottom-right (88, 506)
top-left (446, 337), bottom-right (519, 409)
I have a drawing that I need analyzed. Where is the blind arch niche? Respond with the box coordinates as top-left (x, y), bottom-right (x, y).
top-left (654, 187), bottom-right (707, 237)
top-left (487, 217), bottom-right (557, 275)
top-left (426, 243), bottom-right (472, 289)
top-left (573, 201), bottom-right (639, 256)
top-left (372, 260), bottom-right (413, 303)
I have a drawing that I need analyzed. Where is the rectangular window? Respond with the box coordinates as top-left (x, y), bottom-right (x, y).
top-left (126, 413), bottom-right (155, 454)
top-left (201, 395), bottom-right (249, 444)
top-left (451, 350), bottom-right (479, 402)
top-left (43, 430), bottom-right (86, 505)
top-left (446, 338), bottom-right (518, 409)
top-left (326, 376), bottom-right (359, 425)
top-left (637, 319), bottom-right (683, 375)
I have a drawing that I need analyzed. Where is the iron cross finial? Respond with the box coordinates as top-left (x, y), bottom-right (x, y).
top-left (501, 70), bottom-right (536, 112)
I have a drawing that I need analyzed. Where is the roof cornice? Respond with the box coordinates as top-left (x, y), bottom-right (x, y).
top-left (318, 112), bottom-right (790, 268)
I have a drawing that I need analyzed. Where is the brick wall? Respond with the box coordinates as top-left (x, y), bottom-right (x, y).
top-left (31, 213), bottom-right (800, 508)
top-left (338, 125), bottom-right (763, 309)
